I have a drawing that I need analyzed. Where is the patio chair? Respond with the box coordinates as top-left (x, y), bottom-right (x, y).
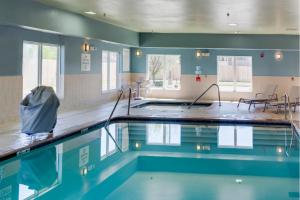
top-left (269, 86), bottom-right (300, 112)
top-left (237, 84), bottom-right (278, 111)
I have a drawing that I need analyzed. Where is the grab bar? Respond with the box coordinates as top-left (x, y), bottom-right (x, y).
top-left (188, 83), bottom-right (221, 109)
top-left (105, 89), bottom-right (124, 128)
top-left (105, 87), bottom-right (132, 128)
top-left (128, 88), bottom-right (132, 116)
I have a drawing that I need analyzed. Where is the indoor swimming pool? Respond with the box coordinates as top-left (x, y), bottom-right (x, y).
top-left (0, 121), bottom-right (298, 200)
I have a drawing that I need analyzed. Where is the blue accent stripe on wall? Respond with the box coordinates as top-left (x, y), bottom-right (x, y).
top-left (0, 26), bottom-right (129, 76)
top-left (0, 0), bottom-right (139, 46)
top-left (130, 48), bottom-right (300, 77)
top-left (64, 37), bottom-right (128, 75)
top-left (140, 33), bottom-right (299, 50)
top-left (0, 26), bottom-right (61, 76)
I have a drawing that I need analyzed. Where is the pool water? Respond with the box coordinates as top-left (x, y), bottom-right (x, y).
top-left (0, 121), bottom-right (298, 200)
top-left (132, 101), bottom-right (212, 110)
top-left (106, 172), bottom-right (299, 200)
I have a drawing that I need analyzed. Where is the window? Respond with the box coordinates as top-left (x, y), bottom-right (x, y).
top-left (217, 56), bottom-right (252, 92)
top-left (100, 124), bottom-right (117, 160)
top-left (218, 126), bottom-right (253, 149)
top-left (22, 41), bottom-right (62, 98)
top-left (146, 124), bottom-right (181, 145)
top-left (147, 55), bottom-right (181, 90)
top-left (102, 51), bottom-right (119, 92)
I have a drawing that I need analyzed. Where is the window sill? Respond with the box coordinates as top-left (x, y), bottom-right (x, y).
top-left (101, 89), bottom-right (119, 95)
top-left (220, 90), bottom-right (252, 93)
top-left (149, 87), bottom-right (181, 91)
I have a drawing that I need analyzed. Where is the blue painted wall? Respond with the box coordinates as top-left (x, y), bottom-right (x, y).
top-left (131, 48), bottom-right (299, 76)
top-left (63, 37), bottom-right (128, 75)
top-left (0, 0), bottom-right (139, 46)
top-left (0, 25), bottom-right (129, 76)
top-left (0, 25), bottom-right (299, 77)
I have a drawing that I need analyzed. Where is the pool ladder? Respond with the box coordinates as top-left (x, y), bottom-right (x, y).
top-left (104, 87), bottom-right (133, 152)
top-left (188, 83), bottom-right (221, 109)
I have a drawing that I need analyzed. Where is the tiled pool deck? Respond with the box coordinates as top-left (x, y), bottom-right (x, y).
top-left (0, 99), bottom-right (299, 160)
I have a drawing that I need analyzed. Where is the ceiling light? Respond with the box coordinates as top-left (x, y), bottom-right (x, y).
top-left (84, 11), bottom-right (96, 15)
top-left (228, 23), bottom-right (237, 26)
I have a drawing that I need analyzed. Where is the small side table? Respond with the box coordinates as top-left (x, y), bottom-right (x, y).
top-left (134, 81), bottom-right (143, 100)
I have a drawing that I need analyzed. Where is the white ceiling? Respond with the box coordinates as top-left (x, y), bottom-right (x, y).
top-left (36, 0), bottom-right (299, 35)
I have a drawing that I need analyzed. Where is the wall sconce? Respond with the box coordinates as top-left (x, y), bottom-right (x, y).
top-left (195, 50), bottom-right (202, 59)
top-left (81, 41), bottom-right (90, 53)
top-left (135, 49), bottom-right (142, 57)
top-left (274, 50), bottom-right (283, 61)
top-left (195, 49), bottom-right (210, 58)
top-left (135, 142), bottom-right (141, 150)
top-left (276, 146), bottom-right (283, 154)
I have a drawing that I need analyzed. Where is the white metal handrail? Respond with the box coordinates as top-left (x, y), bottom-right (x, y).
top-left (284, 93), bottom-right (293, 121)
top-left (104, 87), bottom-right (133, 153)
top-left (284, 93), bottom-right (297, 156)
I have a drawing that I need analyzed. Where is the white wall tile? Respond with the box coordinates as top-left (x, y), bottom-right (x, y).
top-left (131, 73), bottom-right (300, 101)
top-left (0, 73), bottom-right (131, 124)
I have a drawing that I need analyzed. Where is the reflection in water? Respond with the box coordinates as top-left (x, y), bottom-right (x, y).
top-left (18, 145), bottom-right (62, 199)
top-left (0, 160), bottom-right (19, 199)
top-left (100, 124), bottom-right (130, 160)
top-left (120, 124), bottom-right (129, 152)
top-left (218, 126), bottom-right (253, 149)
top-left (100, 124), bottom-right (117, 160)
top-left (0, 122), bottom-right (297, 199)
top-left (146, 124), bottom-right (181, 145)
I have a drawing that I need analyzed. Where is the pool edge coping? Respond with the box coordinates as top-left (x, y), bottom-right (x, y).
top-left (0, 115), bottom-right (298, 162)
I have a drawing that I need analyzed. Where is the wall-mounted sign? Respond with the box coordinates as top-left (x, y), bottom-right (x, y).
top-left (79, 146), bottom-right (89, 167)
top-left (81, 53), bottom-right (91, 71)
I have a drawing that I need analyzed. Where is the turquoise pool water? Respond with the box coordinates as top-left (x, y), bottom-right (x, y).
top-left (132, 102), bottom-right (212, 110)
top-left (0, 121), bottom-right (298, 200)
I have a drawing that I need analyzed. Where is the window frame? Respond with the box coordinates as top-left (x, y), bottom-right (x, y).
top-left (22, 40), bottom-right (63, 98)
top-left (101, 50), bottom-right (120, 94)
top-left (218, 126), bottom-right (253, 149)
top-left (100, 124), bottom-right (118, 160)
top-left (146, 124), bottom-right (181, 146)
top-left (217, 55), bottom-right (253, 93)
top-left (146, 54), bottom-right (181, 90)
